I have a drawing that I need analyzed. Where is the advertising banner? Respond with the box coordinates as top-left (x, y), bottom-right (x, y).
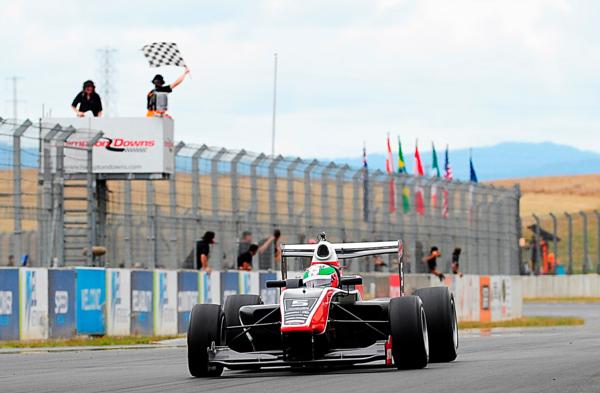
top-left (491, 276), bottom-right (512, 321)
top-left (154, 270), bottom-right (177, 336)
top-left (259, 272), bottom-right (278, 304)
top-left (48, 269), bottom-right (76, 338)
top-left (238, 271), bottom-right (260, 295)
top-left (44, 117), bottom-right (174, 175)
top-left (178, 271), bottom-right (199, 334)
top-left (199, 271), bottom-right (221, 304)
top-left (20, 268), bottom-right (49, 340)
top-left (0, 269), bottom-right (19, 340)
top-left (389, 274), bottom-right (401, 298)
top-left (221, 272), bottom-right (239, 304)
top-left (106, 269), bottom-right (131, 336)
top-left (131, 270), bottom-right (153, 335)
top-left (75, 267), bottom-right (106, 335)
top-left (479, 276), bottom-right (491, 323)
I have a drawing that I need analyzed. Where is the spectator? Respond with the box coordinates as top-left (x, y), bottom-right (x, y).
top-left (238, 231), bottom-right (253, 256)
top-left (258, 229), bottom-right (282, 270)
top-left (451, 248), bottom-right (463, 277)
top-left (196, 231), bottom-right (216, 272)
top-left (71, 80), bottom-right (103, 117)
top-left (237, 244), bottom-right (258, 271)
top-left (146, 68), bottom-right (189, 117)
top-left (372, 255), bottom-right (387, 272)
top-left (7, 255), bottom-right (15, 267)
top-left (423, 246), bottom-right (445, 282)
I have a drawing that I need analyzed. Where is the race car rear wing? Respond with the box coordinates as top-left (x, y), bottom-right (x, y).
top-left (281, 240), bottom-right (403, 259)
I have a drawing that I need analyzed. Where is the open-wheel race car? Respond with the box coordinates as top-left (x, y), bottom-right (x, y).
top-left (187, 233), bottom-right (458, 377)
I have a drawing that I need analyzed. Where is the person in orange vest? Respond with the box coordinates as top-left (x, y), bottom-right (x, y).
top-left (146, 67), bottom-right (189, 117)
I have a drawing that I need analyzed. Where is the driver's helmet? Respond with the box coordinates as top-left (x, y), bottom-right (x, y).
top-left (303, 264), bottom-right (339, 288)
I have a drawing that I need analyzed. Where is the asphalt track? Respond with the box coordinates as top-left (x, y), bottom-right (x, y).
top-left (1, 303), bottom-right (599, 393)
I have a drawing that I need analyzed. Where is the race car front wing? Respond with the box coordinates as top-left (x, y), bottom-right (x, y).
top-left (208, 341), bottom-right (390, 370)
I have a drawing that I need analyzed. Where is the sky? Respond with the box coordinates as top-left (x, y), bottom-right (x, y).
top-left (1, 0), bottom-right (600, 158)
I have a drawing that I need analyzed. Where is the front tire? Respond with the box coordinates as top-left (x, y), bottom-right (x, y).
top-left (415, 286), bottom-right (458, 362)
top-left (187, 304), bottom-right (225, 377)
top-left (389, 296), bottom-right (429, 369)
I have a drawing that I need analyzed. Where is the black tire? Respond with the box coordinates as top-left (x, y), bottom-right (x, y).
top-left (187, 304), bottom-right (225, 377)
top-left (415, 286), bottom-right (458, 362)
top-left (223, 294), bottom-right (262, 352)
top-left (389, 296), bottom-right (429, 369)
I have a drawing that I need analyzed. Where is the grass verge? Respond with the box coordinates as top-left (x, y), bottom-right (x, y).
top-left (459, 316), bottom-right (584, 330)
top-left (0, 335), bottom-right (183, 349)
top-left (524, 297), bottom-right (600, 303)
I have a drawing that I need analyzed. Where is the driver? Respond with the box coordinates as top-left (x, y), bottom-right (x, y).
top-left (303, 264), bottom-right (340, 288)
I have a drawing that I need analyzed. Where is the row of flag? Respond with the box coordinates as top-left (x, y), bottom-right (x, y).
top-left (362, 135), bottom-right (479, 220)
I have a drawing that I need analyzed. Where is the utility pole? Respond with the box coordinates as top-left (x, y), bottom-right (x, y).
top-left (271, 52), bottom-right (278, 157)
top-left (97, 47), bottom-right (118, 117)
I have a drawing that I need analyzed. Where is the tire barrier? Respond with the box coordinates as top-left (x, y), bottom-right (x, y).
top-left (0, 268), bottom-right (522, 340)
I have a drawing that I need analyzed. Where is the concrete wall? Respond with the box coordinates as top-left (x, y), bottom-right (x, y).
top-left (521, 275), bottom-right (600, 298)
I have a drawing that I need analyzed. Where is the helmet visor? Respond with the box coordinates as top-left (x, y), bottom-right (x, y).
top-left (305, 278), bottom-right (331, 288)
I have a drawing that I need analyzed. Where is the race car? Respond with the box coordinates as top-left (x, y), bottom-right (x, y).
top-left (187, 233), bottom-right (458, 377)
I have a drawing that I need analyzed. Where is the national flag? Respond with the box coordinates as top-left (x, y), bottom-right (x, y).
top-left (398, 137), bottom-right (410, 213)
top-left (442, 145), bottom-right (452, 219)
top-left (385, 134), bottom-right (396, 212)
top-left (469, 154), bottom-right (478, 183)
top-left (362, 143), bottom-right (369, 222)
top-left (414, 142), bottom-right (425, 215)
top-left (430, 142), bottom-right (440, 210)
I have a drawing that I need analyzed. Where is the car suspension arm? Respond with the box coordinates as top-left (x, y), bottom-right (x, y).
top-left (330, 303), bottom-right (388, 339)
top-left (227, 306), bottom-right (281, 346)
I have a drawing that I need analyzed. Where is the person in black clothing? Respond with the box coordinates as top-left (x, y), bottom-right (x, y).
top-left (237, 244), bottom-right (258, 271)
top-left (196, 231), bottom-right (216, 271)
top-left (423, 246), bottom-right (445, 282)
top-left (451, 248), bottom-right (463, 277)
top-left (72, 80), bottom-right (103, 117)
top-left (146, 68), bottom-right (189, 117)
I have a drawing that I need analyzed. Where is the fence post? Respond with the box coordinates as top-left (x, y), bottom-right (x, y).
top-left (146, 177), bottom-right (155, 268)
top-left (304, 160), bottom-right (319, 233)
top-left (549, 213), bottom-right (558, 272)
top-left (39, 125), bottom-right (61, 266)
top-left (352, 170), bottom-right (362, 241)
top-left (532, 214), bottom-right (541, 275)
top-left (250, 153), bottom-right (267, 224)
top-left (231, 150), bottom-right (247, 221)
top-left (210, 148), bottom-right (227, 214)
top-left (268, 155), bottom-right (284, 224)
top-left (11, 120), bottom-right (32, 263)
top-left (321, 162), bottom-right (336, 229)
top-left (287, 158), bottom-right (302, 236)
top-left (86, 132), bottom-right (103, 266)
top-left (370, 170), bottom-right (385, 237)
top-left (579, 211), bottom-right (590, 273)
top-left (169, 142), bottom-right (185, 268)
top-left (564, 212), bottom-right (573, 274)
top-left (123, 178), bottom-right (133, 267)
top-left (335, 165), bottom-right (349, 240)
top-left (595, 211), bottom-right (600, 275)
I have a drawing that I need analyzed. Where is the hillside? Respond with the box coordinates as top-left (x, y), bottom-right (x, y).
top-left (329, 142), bottom-right (600, 181)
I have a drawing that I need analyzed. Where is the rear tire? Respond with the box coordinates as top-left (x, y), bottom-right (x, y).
top-left (389, 296), bottom-right (429, 369)
top-left (415, 286), bottom-right (458, 362)
top-left (187, 304), bottom-right (225, 377)
top-left (223, 294), bottom-right (262, 352)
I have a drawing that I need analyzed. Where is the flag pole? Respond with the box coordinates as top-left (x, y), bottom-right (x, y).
top-left (271, 52), bottom-right (278, 157)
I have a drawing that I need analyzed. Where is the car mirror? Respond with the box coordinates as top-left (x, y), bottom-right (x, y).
top-left (266, 280), bottom-right (286, 288)
top-left (340, 276), bottom-right (362, 286)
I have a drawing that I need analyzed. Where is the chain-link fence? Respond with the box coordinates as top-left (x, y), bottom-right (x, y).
top-left (0, 117), bottom-right (521, 275)
top-left (521, 211), bottom-right (600, 275)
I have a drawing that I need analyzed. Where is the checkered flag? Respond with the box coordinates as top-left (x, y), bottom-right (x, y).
top-left (141, 42), bottom-right (187, 68)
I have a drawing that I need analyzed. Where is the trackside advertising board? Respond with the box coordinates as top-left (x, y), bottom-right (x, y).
top-left (20, 268), bottom-right (49, 340)
top-left (239, 271), bottom-right (260, 295)
top-left (221, 272), bottom-right (239, 304)
top-left (154, 270), bottom-right (177, 336)
top-left (48, 269), bottom-right (76, 338)
top-left (0, 269), bottom-right (19, 340)
top-left (199, 271), bottom-right (220, 304)
top-left (131, 271), bottom-right (153, 335)
top-left (177, 271), bottom-right (198, 334)
top-left (43, 117), bottom-right (174, 175)
top-left (106, 269), bottom-right (131, 336)
top-left (75, 268), bottom-right (106, 335)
